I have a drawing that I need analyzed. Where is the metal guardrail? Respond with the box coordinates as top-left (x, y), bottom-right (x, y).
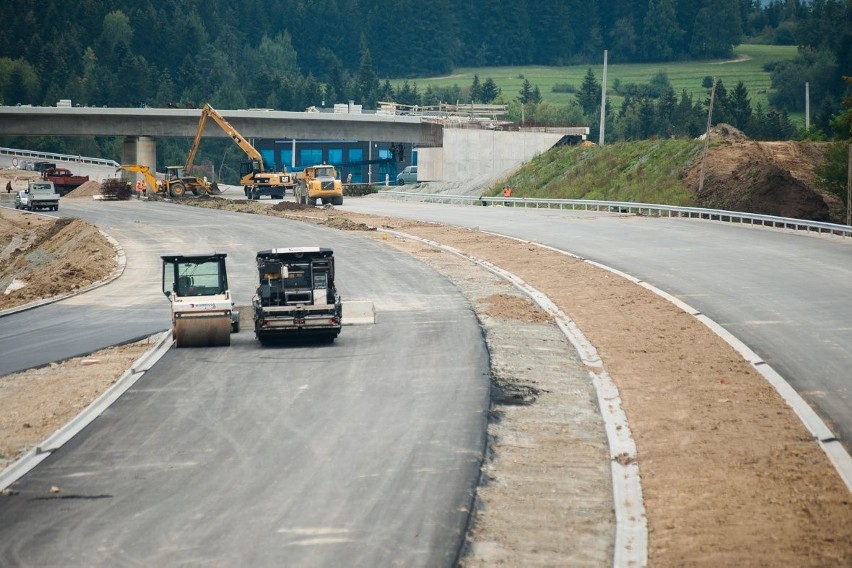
top-left (0, 147), bottom-right (119, 168)
top-left (378, 191), bottom-right (852, 239)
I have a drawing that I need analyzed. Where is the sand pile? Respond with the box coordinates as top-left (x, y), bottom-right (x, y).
top-left (64, 180), bottom-right (103, 198)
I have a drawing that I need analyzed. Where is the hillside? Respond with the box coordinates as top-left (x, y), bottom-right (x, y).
top-left (496, 126), bottom-right (841, 224)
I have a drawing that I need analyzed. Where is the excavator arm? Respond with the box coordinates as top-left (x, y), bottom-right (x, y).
top-left (186, 104), bottom-right (266, 174)
top-left (116, 164), bottom-right (160, 193)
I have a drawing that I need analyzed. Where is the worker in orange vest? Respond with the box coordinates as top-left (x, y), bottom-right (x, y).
top-left (503, 185), bottom-right (512, 205)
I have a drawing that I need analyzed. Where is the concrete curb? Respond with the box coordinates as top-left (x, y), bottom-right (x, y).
top-left (0, 217), bottom-right (126, 318)
top-left (488, 232), bottom-right (852, 494)
top-left (0, 331), bottom-right (173, 492)
top-left (382, 229), bottom-right (648, 568)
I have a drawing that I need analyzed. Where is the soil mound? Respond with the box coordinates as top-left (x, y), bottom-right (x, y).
top-left (0, 213), bottom-right (116, 309)
top-left (705, 123), bottom-right (749, 142)
top-left (323, 216), bottom-right (374, 231)
top-left (684, 134), bottom-right (836, 222)
top-left (64, 180), bottom-right (103, 198)
top-left (271, 201), bottom-right (310, 211)
top-left (697, 159), bottom-right (831, 221)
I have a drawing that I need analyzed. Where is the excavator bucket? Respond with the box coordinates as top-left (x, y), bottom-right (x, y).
top-left (207, 182), bottom-right (222, 195)
top-left (174, 315), bottom-right (231, 347)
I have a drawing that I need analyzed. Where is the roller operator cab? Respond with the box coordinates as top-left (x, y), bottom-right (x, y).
top-left (161, 253), bottom-right (239, 347)
top-left (253, 247), bottom-right (343, 345)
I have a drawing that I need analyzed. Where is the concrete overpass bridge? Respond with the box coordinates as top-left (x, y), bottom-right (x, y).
top-left (0, 105), bottom-right (587, 188)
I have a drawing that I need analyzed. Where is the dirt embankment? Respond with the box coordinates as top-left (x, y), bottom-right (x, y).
top-left (0, 211), bottom-right (116, 310)
top-left (684, 125), bottom-right (843, 222)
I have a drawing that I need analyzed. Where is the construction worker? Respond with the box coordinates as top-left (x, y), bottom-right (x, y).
top-left (503, 185), bottom-right (512, 206)
top-left (135, 180), bottom-right (144, 199)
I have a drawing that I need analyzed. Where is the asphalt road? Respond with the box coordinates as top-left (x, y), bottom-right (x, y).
top-left (0, 200), bottom-right (489, 566)
top-left (342, 197), bottom-right (852, 453)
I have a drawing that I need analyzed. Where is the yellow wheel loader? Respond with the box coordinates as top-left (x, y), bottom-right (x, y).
top-left (162, 253), bottom-right (239, 347)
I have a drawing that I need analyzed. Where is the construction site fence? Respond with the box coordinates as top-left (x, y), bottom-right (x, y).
top-left (378, 191), bottom-right (852, 239)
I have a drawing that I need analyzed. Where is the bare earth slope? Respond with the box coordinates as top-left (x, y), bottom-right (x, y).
top-left (683, 125), bottom-right (843, 222)
top-left (0, 210), bottom-right (115, 309)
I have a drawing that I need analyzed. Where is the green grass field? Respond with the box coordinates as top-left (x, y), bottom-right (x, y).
top-left (488, 139), bottom-right (705, 204)
top-left (399, 44), bottom-right (798, 113)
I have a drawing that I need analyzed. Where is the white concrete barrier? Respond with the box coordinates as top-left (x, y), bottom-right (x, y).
top-left (342, 300), bottom-right (375, 325)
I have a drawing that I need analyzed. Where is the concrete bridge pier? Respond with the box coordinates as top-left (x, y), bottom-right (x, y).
top-left (120, 135), bottom-right (157, 185)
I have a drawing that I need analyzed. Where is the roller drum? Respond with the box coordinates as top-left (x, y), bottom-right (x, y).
top-left (174, 316), bottom-right (231, 347)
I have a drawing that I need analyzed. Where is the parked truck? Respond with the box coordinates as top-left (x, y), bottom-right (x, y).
top-left (294, 164), bottom-right (343, 206)
top-left (253, 247), bottom-right (342, 344)
top-left (42, 167), bottom-right (89, 195)
top-left (15, 180), bottom-right (60, 211)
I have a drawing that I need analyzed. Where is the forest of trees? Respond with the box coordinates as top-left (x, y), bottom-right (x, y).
top-left (0, 0), bottom-right (849, 152)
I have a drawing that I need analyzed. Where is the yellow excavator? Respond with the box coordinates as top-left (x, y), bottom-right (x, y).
top-left (189, 103), bottom-right (294, 200)
top-left (116, 164), bottom-right (220, 198)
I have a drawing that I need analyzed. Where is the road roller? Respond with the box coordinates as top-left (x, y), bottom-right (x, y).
top-left (161, 252), bottom-right (239, 347)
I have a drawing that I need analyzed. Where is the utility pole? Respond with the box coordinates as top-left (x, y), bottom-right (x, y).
top-left (698, 77), bottom-right (717, 195)
top-left (805, 82), bottom-right (810, 131)
top-left (847, 143), bottom-right (851, 227)
top-left (599, 50), bottom-right (608, 146)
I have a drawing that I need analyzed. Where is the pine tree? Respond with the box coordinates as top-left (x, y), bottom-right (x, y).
top-left (354, 36), bottom-right (380, 107)
top-left (576, 68), bottom-right (600, 116)
top-left (470, 75), bottom-right (482, 103)
top-left (640, 0), bottom-right (682, 61)
top-left (531, 85), bottom-right (542, 104)
top-left (518, 79), bottom-right (534, 104)
top-left (481, 78), bottom-right (501, 104)
top-left (728, 81), bottom-right (752, 131)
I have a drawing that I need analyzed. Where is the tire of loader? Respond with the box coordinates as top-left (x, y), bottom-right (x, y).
top-left (174, 317), bottom-right (231, 347)
top-left (169, 181), bottom-right (186, 198)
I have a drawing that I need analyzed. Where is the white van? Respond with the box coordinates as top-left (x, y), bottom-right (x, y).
top-left (396, 165), bottom-right (418, 185)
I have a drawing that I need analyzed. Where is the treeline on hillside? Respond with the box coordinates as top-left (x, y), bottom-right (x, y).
top-left (0, 0), bottom-right (848, 113)
top-left (573, 70), bottom-right (800, 142)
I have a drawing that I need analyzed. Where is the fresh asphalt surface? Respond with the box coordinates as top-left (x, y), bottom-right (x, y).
top-left (0, 200), bottom-right (489, 566)
top-left (343, 197), bottom-right (852, 455)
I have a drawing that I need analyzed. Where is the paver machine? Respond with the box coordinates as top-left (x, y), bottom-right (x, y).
top-left (252, 247), bottom-right (343, 344)
top-left (161, 253), bottom-right (239, 347)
